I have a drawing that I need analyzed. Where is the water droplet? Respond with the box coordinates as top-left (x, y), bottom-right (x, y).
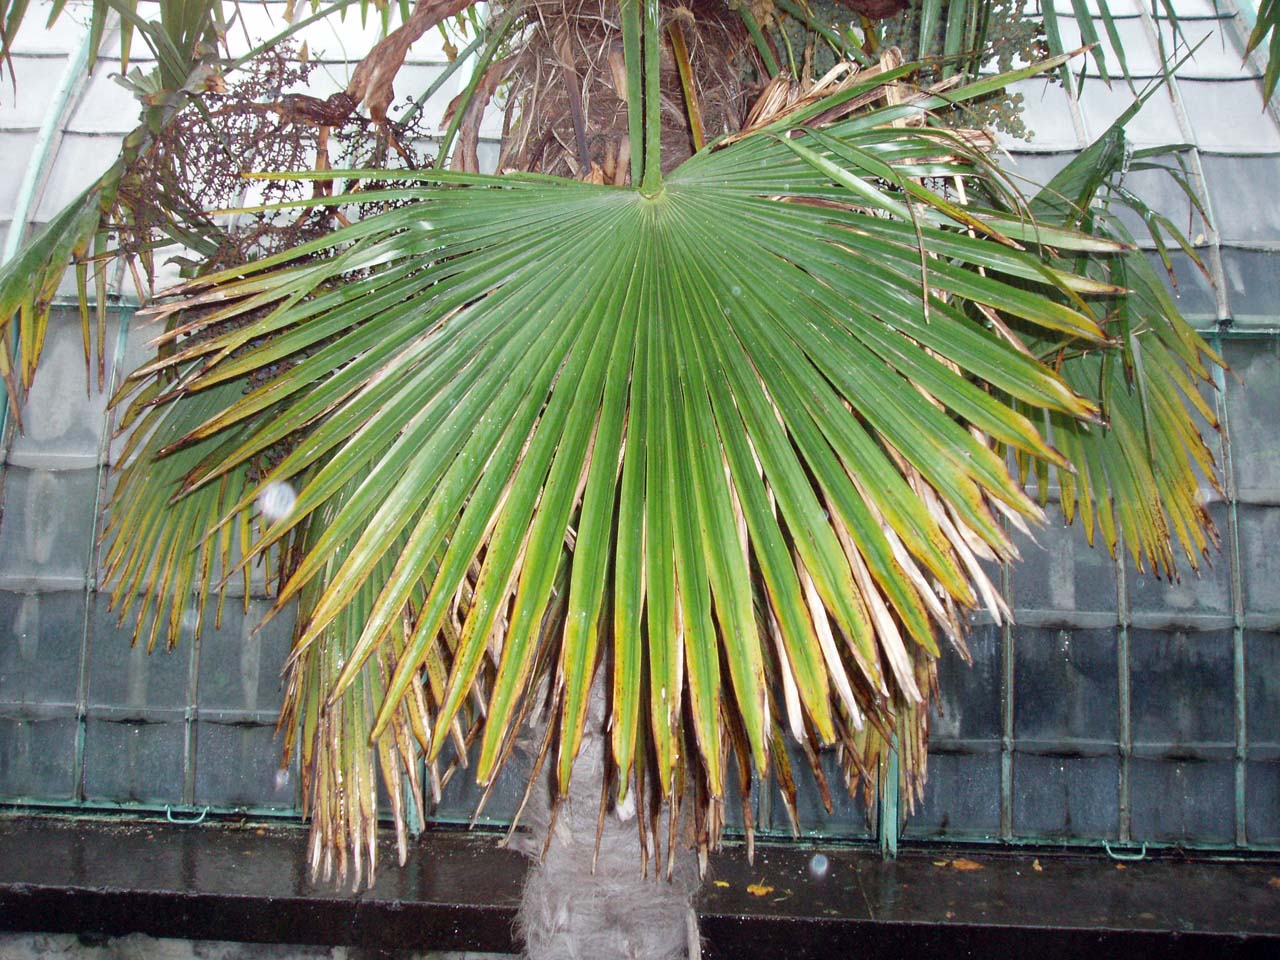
top-left (257, 480), bottom-right (298, 522)
top-left (731, 285), bottom-right (742, 297)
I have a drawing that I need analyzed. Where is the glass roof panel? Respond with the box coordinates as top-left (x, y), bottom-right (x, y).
top-left (65, 69), bottom-right (144, 135)
top-left (34, 132), bottom-right (120, 219)
top-left (1178, 79), bottom-right (1280, 151)
top-left (1107, 159), bottom-right (1211, 238)
top-left (1149, 0), bottom-right (1226, 16)
top-left (1007, 78), bottom-right (1082, 149)
top-left (1201, 154), bottom-right (1280, 243)
top-left (997, 150), bottom-right (1079, 193)
top-left (0, 132), bottom-right (37, 219)
top-left (1089, 15), bottom-right (1165, 76)
top-left (1077, 80), bottom-right (1184, 144)
top-left (1155, 17), bottom-right (1262, 79)
top-left (0, 55), bottom-right (75, 129)
top-left (1145, 248), bottom-right (1219, 318)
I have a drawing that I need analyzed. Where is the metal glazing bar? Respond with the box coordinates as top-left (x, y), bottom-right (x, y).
top-left (75, 305), bottom-right (135, 803)
top-left (879, 735), bottom-right (899, 858)
top-left (756, 769), bottom-right (773, 834)
top-left (1115, 543), bottom-right (1133, 843)
top-left (1000, 550), bottom-right (1015, 840)
top-left (1134, 2), bottom-right (1232, 325)
top-left (184, 606), bottom-right (202, 807)
top-left (1209, 333), bottom-right (1250, 846)
top-left (0, 30), bottom-right (96, 263)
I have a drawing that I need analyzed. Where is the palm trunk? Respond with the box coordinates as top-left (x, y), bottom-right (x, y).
top-left (512, 682), bottom-right (700, 960)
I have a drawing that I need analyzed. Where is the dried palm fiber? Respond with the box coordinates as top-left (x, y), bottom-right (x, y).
top-left (511, 677), bottom-right (701, 960)
top-left (490, 0), bottom-right (751, 178)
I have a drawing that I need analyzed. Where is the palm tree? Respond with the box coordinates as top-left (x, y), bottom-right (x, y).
top-left (0, 0), bottom-right (1268, 954)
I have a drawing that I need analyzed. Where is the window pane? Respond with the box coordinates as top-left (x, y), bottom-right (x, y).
top-left (1246, 626), bottom-right (1280, 843)
top-left (932, 624), bottom-right (1002, 742)
top-left (904, 751), bottom-right (1001, 839)
top-left (0, 468), bottom-right (98, 583)
top-left (1201, 155), bottom-right (1280, 244)
top-left (1012, 523), bottom-right (1118, 619)
top-left (1015, 628), bottom-right (1119, 742)
top-left (196, 600), bottom-right (294, 717)
top-left (1127, 505), bottom-right (1232, 623)
top-left (1221, 250), bottom-right (1280, 325)
top-left (0, 590), bottom-right (84, 705)
top-left (1106, 160), bottom-right (1208, 243)
top-left (1246, 760), bottom-right (1280, 842)
top-left (783, 746), bottom-right (874, 840)
top-left (0, 716), bottom-right (77, 800)
top-left (87, 595), bottom-right (191, 712)
top-left (1246, 631), bottom-right (1280, 746)
top-left (1237, 506), bottom-right (1280, 622)
top-left (1144, 249), bottom-right (1217, 320)
top-left (1130, 758), bottom-right (1235, 843)
top-left (195, 722), bottom-right (296, 810)
top-left (82, 719), bottom-right (185, 805)
top-left (5, 311), bottom-right (111, 464)
top-left (1180, 80), bottom-right (1280, 151)
top-left (432, 738), bottom-right (533, 827)
top-left (1130, 629), bottom-right (1234, 746)
top-left (1013, 754), bottom-right (1119, 839)
top-left (1222, 339), bottom-right (1280, 500)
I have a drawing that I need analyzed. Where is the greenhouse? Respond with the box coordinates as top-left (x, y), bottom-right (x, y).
top-left (0, 0), bottom-right (1278, 957)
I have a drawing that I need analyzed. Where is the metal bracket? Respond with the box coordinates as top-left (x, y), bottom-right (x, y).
top-left (165, 805), bottom-right (210, 825)
top-left (1103, 840), bottom-right (1148, 862)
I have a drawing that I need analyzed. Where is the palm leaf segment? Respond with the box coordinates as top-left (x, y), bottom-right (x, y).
top-left (107, 61), bottom-right (1219, 883)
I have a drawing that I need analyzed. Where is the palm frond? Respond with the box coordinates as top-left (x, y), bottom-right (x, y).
top-left (1009, 121), bottom-right (1224, 576)
top-left (97, 57), bottom-right (1198, 882)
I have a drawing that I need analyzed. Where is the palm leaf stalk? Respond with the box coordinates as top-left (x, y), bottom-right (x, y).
top-left (92, 25), bottom-right (1223, 883)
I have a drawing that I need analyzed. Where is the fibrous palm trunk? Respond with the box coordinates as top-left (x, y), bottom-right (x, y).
top-left (512, 681), bottom-right (701, 960)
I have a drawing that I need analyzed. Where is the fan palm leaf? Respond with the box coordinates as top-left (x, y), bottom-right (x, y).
top-left (92, 45), bottom-right (1226, 883)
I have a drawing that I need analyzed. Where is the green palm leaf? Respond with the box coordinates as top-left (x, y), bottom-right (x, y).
top-left (97, 56), bottom-right (1217, 883)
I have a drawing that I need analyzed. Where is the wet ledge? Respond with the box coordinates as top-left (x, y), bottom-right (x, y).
top-left (1, 817), bottom-right (1278, 958)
